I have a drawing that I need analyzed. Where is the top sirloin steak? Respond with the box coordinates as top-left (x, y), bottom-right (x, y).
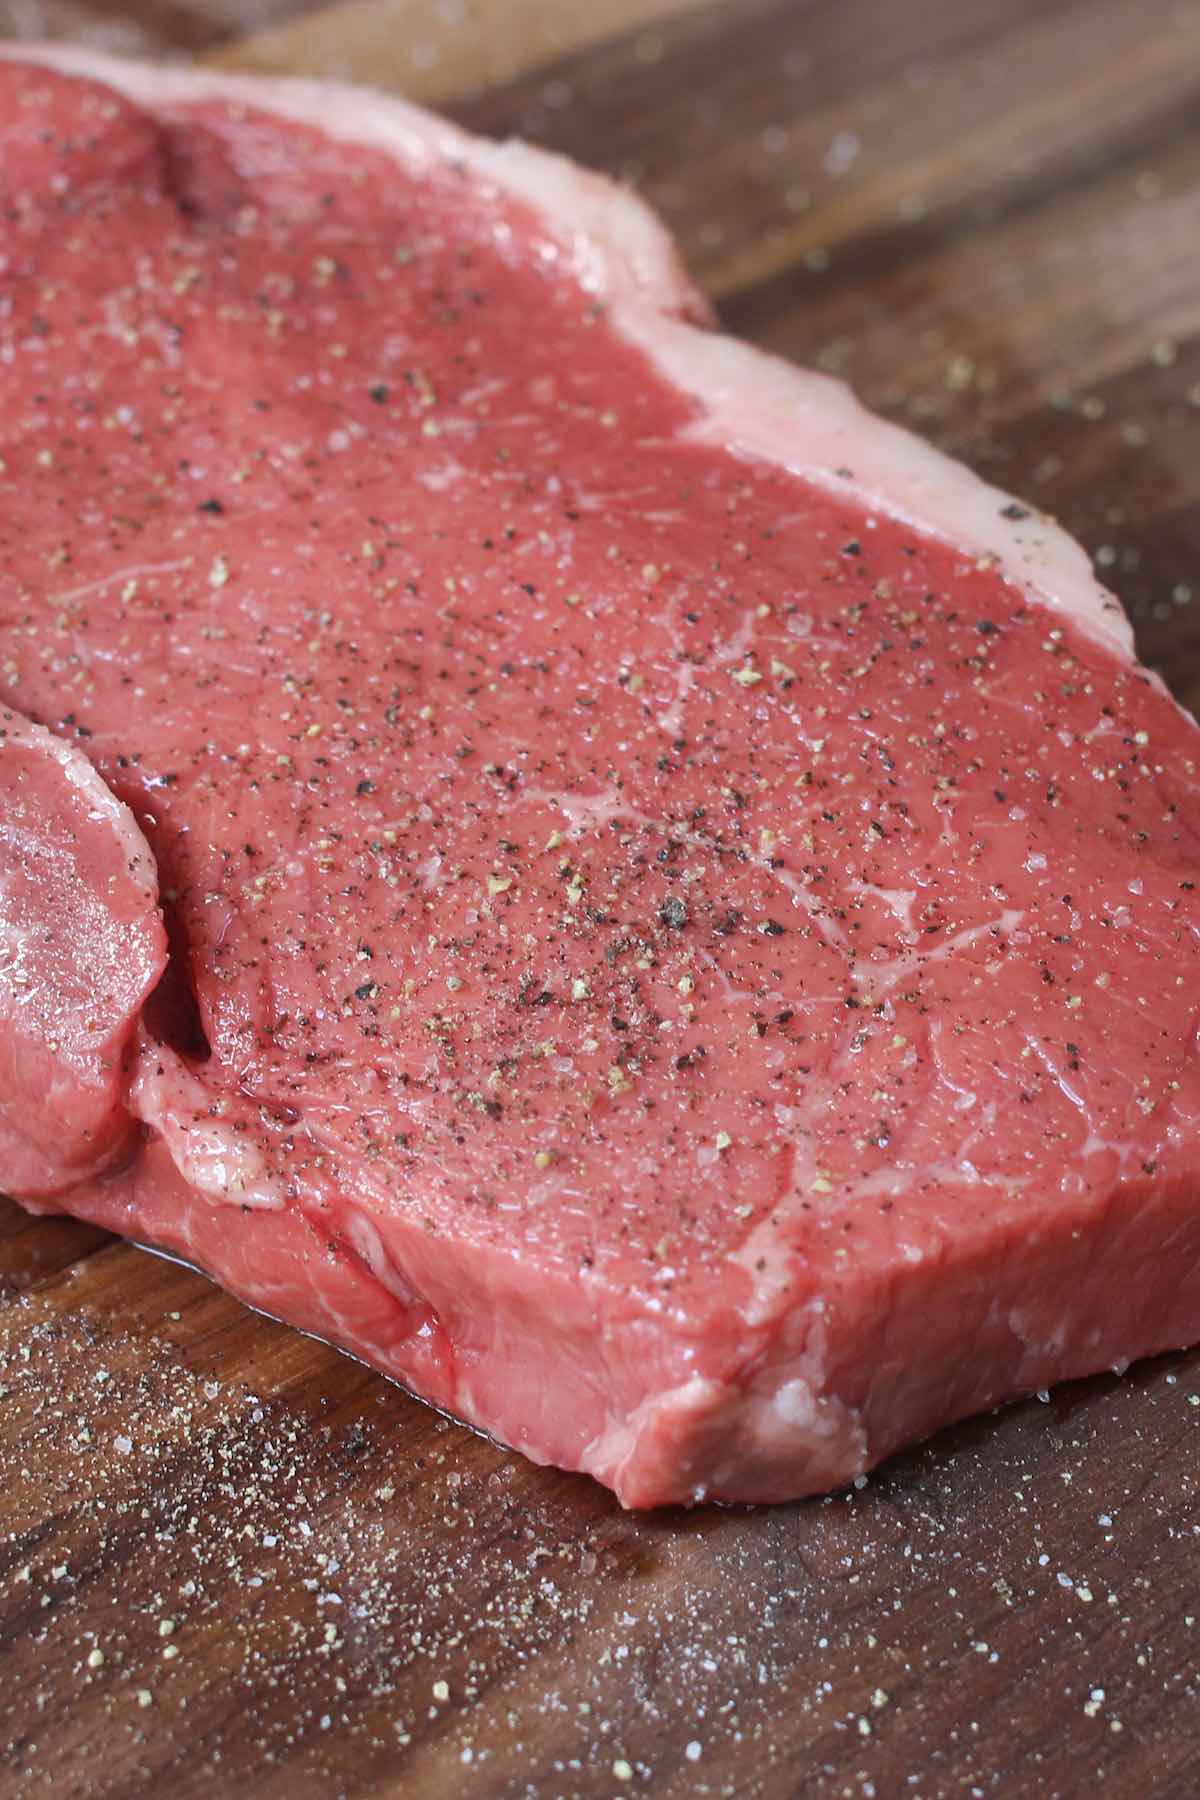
top-left (1, 47), bottom-right (1198, 1506)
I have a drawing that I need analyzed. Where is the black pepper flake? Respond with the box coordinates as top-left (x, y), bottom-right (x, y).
top-left (759, 920), bottom-right (786, 936)
top-left (841, 539), bottom-right (862, 557)
top-left (198, 498), bottom-right (224, 515)
top-left (712, 909), bottom-right (741, 936)
top-left (659, 896), bottom-right (689, 929)
top-left (369, 383), bottom-right (390, 404)
top-left (1001, 502), bottom-right (1030, 521)
top-left (355, 981), bottom-right (378, 1000)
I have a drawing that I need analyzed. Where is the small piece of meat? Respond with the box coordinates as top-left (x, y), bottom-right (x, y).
top-left (1, 47), bottom-right (1198, 1508)
top-left (0, 708), bottom-right (164, 1197)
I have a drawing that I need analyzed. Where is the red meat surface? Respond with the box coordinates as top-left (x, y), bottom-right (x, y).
top-left (1, 48), bottom-right (1198, 1506)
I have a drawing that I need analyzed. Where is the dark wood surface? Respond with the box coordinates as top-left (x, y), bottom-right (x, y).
top-left (2, 2), bottom-right (1200, 1794)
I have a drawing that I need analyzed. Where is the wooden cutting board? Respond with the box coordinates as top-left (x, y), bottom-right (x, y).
top-left (3, 2), bottom-right (1200, 1793)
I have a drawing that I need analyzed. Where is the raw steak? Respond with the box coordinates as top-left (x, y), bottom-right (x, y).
top-left (2, 47), bottom-right (1198, 1508)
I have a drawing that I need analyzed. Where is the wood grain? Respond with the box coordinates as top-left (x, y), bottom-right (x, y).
top-left (2, 0), bottom-right (1200, 1794)
top-left (207, 0), bottom-right (712, 103)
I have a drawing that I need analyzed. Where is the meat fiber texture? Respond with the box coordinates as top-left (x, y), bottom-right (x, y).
top-left (1, 47), bottom-right (1198, 1509)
